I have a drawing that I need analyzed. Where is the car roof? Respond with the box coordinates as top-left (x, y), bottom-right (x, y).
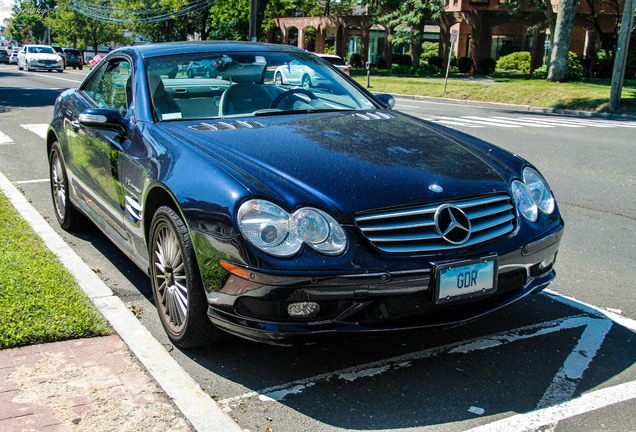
top-left (116, 41), bottom-right (305, 59)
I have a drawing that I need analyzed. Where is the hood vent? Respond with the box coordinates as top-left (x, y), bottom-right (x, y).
top-left (355, 112), bottom-right (395, 121)
top-left (189, 121), bottom-right (264, 131)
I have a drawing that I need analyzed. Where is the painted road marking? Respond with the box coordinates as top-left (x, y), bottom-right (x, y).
top-left (15, 178), bottom-right (49, 184)
top-left (218, 293), bottom-right (636, 431)
top-left (21, 124), bottom-right (48, 139)
top-left (465, 381), bottom-right (636, 432)
top-left (0, 130), bottom-right (13, 144)
top-left (219, 313), bottom-right (615, 409)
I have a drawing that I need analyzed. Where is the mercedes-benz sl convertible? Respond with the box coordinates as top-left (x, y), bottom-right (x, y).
top-left (47, 42), bottom-right (564, 347)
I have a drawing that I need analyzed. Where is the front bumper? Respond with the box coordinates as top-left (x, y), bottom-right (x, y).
top-left (204, 224), bottom-right (564, 345)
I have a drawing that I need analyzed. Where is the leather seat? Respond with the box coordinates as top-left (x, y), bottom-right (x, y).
top-left (219, 83), bottom-right (275, 117)
top-left (148, 76), bottom-right (181, 119)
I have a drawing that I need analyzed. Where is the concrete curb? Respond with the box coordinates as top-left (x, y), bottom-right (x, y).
top-left (0, 172), bottom-right (243, 432)
top-left (388, 93), bottom-right (636, 120)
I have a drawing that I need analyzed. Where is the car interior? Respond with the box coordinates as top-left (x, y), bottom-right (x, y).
top-left (146, 53), bottom-right (363, 121)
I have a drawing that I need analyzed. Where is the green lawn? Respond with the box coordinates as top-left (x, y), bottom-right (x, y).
top-left (351, 72), bottom-right (636, 116)
top-left (0, 191), bottom-right (111, 349)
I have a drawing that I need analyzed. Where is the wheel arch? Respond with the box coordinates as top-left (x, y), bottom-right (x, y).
top-left (143, 184), bottom-right (182, 247)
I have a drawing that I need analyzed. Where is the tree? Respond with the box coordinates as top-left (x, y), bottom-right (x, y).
top-left (368, 0), bottom-right (446, 67)
top-left (48, 0), bottom-right (128, 52)
top-left (581, 0), bottom-right (622, 54)
top-left (5, 0), bottom-right (55, 45)
top-left (547, 0), bottom-right (577, 81)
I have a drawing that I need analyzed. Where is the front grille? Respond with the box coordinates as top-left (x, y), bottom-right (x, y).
top-left (355, 194), bottom-right (515, 253)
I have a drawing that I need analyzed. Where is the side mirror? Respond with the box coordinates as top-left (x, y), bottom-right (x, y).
top-left (376, 94), bottom-right (395, 109)
top-left (78, 108), bottom-right (128, 135)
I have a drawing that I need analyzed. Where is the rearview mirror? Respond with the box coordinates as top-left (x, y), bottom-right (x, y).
top-left (376, 94), bottom-right (395, 109)
top-left (78, 108), bottom-right (128, 134)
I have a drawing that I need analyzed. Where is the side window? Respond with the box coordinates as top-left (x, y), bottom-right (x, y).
top-left (83, 59), bottom-right (132, 116)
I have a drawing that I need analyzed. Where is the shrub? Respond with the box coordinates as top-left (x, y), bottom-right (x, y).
top-left (565, 52), bottom-right (583, 81)
top-left (532, 65), bottom-right (547, 79)
top-left (496, 51), bottom-right (531, 72)
top-left (398, 54), bottom-right (412, 66)
top-left (376, 56), bottom-right (387, 69)
top-left (427, 56), bottom-right (443, 69)
top-left (349, 53), bottom-right (362, 68)
top-left (478, 57), bottom-right (497, 75)
top-left (458, 56), bottom-right (472, 73)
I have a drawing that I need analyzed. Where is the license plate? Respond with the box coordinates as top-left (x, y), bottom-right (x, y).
top-left (434, 257), bottom-right (497, 304)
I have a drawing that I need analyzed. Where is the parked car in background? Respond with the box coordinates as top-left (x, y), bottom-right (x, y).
top-left (317, 53), bottom-right (350, 75)
top-left (50, 45), bottom-right (67, 68)
top-left (63, 48), bottom-right (84, 69)
top-left (47, 42), bottom-right (564, 348)
top-left (0, 49), bottom-right (9, 64)
top-left (17, 45), bottom-right (64, 72)
top-left (9, 52), bottom-right (18, 64)
top-left (88, 53), bottom-right (106, 69)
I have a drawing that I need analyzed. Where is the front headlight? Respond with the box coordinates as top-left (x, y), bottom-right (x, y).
top-left (512, 166), bottom-right (556, 222)
top-left (523, 167), bottom-right (555, 214)
top-left (237, 199), bottom-right (347, 257)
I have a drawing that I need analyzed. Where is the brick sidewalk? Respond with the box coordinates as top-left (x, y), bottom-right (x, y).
top-left (0, 336), bottom-right (192, 432)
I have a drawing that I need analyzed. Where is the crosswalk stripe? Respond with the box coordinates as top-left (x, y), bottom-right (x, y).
top-left (0, 130), bottom-right (13, 144)
top-left (20, 124), bottom-right (49, 139)
top-left (437, 116), bottom-right (521, 127)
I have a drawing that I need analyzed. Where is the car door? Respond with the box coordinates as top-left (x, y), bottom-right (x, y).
top-left (67, 58), bottom-right (134, 240)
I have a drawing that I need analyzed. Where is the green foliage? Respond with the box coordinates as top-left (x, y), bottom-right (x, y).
top-left (368, 0), bottom-right (445, 66)
top-left (390, 63), bottom-right (440, 76)
top-left (0, 193), bottom-right (111, 349)
top-left (478, 58), bottom-right (496, 75)
top-left (532, 65), bottom-right (548, 79)
top-left (496, 51), bottom-right (531, 72)
top-left (565, 51), bottom-right (583, 81)
top-left (458, 56), bottom-right (472, 73)
top-left (5, 0), bottom-right (53, 44)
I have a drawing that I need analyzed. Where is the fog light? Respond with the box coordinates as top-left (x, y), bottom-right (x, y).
top-left (539, 253), bottom-right (557, 270)
top-left (287, 302), bottom-right (320, 318)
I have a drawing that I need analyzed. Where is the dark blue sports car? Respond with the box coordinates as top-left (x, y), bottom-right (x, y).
top-left (47, 42), bottom-right (564, 347)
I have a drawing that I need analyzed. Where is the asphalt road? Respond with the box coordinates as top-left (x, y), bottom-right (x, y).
top-left (1, 65), bottom-right (635, 432)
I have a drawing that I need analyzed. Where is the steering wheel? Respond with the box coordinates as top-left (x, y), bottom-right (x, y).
top-left (270, 88), bottom-right (317, 108)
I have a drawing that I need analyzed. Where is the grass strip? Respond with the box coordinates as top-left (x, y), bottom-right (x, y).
top-left (0, 191), bottom-right (111, 349)
top-left (351, 74), bottom-right (636, 115)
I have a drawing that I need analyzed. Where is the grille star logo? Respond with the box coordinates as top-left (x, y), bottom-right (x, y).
top-left (434, 204), bottom-right (471, 245)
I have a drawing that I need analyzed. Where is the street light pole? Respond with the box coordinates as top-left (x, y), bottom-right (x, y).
top-left (249, 0), bottom-right (258, 42)
top-left (609, 0), bottom-right (636, 111)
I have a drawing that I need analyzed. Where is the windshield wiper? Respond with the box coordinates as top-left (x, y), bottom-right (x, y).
top-left (254, 108), bottom-right (355, 117)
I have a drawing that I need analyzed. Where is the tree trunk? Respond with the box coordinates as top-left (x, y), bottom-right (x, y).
top-left (547, 0), bottom-right (577, 82)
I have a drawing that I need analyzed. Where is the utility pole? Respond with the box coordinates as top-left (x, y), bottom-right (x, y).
top-left (609, 0), bottom-right (636, 111)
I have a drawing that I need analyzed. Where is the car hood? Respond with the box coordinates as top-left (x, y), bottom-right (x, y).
top-left (158, 111), bottom-right (512, 220)
top-left (28, 53), bottom-right (59, 61)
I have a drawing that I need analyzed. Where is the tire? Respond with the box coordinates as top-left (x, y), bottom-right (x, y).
top-left (149, 206), bottom-right (219, 348)
top-left (301, 74), bottom-right (311, 90)
top-left (58, 69), bottom-right (63, 73)
top-left (187, 69), bottom-right (193, 78)
top-left (49, 142), bottom-right (81, 230)
top-left (274, 71), bottom-right (283, 86)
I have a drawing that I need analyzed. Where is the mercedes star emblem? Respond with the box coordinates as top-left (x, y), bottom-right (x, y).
top-left (434, 204), bottom-right (471, 245)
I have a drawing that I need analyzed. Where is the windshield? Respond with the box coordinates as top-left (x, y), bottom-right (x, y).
top-left (28, 46), bottom-right (55, 54)
top-left (145, 50), bottom-right (377, 121)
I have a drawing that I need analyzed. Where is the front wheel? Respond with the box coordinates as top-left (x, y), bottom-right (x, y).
top-left (49, 142), bottom-right (81, 230)
top-left (274, 71), bottom-right (283, 86)
top-left (301, 74), bottom-right (311, 90)
top-left (149, 206), bottom-right (219, 348)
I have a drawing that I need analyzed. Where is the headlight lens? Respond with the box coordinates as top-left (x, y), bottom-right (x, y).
top-left (237, 199), bottom-right (347, 257)
top-left (523, 167), bottom-right (555, 214)
top-left (512, 167), bottom-right (556, 222)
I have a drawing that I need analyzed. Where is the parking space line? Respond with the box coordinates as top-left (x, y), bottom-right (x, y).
top-left (465, 380), bottom-right (636, 432)
top-left (15, 178), bottom-right (49, 184)
top-left (0, 130), bottom-right (13, 144)
top-left (21, 124), bottom-right (49, 139)
top-left (219, 314), bottom-right (593, 410)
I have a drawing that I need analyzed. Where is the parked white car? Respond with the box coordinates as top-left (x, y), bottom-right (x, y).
top-left (317, 54), bottom-right (350, 76)
top-left (17, 45), bottom-right (64, 72)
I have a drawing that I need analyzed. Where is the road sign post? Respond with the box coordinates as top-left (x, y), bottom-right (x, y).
top-left (443, 29), bottom-right (458, 95)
